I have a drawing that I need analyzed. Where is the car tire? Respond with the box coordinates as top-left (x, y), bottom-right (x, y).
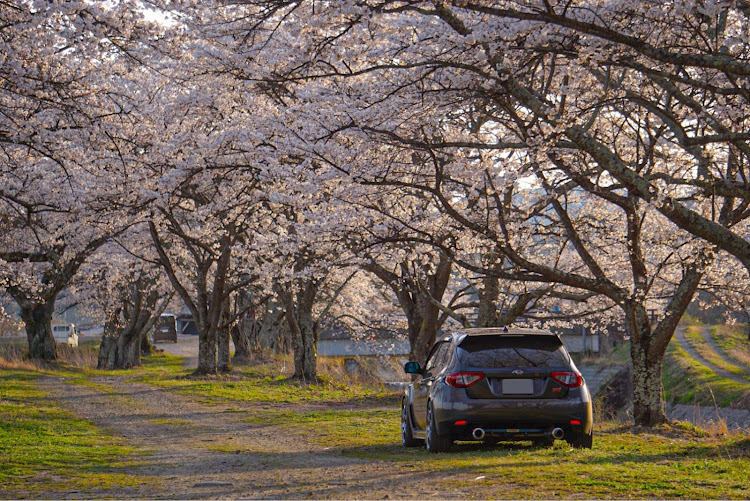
top-left (568, 430), bottom-right (593, 449)
top-left (401, 399), bottom-right (422, 447)
top-left (425, 402), bottom-right (451, 453)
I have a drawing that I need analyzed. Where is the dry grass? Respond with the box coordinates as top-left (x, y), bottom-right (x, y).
top-left (0, 339), bottom-right (99, 370)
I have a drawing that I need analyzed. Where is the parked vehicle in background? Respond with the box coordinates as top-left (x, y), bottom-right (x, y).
top-left (152, 314), bottom-right (178, 343)
top-left (401, 327), bottom-right (593, 452)
top-left (52, 324), bottom-right (79, 347)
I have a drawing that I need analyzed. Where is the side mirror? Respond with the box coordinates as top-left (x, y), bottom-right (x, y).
top-left (404, 361), bottom-right (422, 374)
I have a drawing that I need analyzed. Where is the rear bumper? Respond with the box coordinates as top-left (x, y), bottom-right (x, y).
top-left (152, 333), bottom-right (177, 342)
top-left (433, 395), bottom-right (593, 440)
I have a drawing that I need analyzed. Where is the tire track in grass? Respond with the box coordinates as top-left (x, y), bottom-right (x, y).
top-left (700, 326), bottom-right (750, 379)
top-left (673, 327), bottom-right (750, 385)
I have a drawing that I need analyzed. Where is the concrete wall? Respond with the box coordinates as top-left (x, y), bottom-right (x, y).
top-left (560, 334), bottom-right (600, 353)
top-left (317, 339), bottom-right (410, 357)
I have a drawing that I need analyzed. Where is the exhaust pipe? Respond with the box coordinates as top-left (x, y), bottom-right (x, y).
top-left (552, 427), bottom-right (564, 439)
top-left (472, 428), bottom-right (485, 440)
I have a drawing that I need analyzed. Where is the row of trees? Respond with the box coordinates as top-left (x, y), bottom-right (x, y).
top-left (1, 1), bottom-right (748, 426)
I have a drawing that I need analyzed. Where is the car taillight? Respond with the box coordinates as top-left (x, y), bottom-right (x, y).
top-left (446, 372), bottom-right (485, 388)
top-left (550, 371), bottom-right (583, 387)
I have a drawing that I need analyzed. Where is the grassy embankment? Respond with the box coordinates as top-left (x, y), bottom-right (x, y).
top-left (1, 338), bottom-right (749, 498)
top-left (682, 325), bottom-right (750, 380)
top-left (663, 325), bottom-right (750, 408)
top-left (710, 324), bottom-right (750, 367)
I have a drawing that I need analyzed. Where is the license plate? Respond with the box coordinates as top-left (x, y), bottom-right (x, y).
top-left (502, 379), bottom-right (533, 394)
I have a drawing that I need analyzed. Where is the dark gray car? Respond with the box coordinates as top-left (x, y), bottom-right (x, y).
top-left (152, 314), bottom-right (178, 344)
top-left (401, 328), bottom-right (593, 452)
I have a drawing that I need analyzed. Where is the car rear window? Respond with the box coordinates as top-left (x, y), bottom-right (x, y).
top-left (458, 335), bottom-right (569, 368)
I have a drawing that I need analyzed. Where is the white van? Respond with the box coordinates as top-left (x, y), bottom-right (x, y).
top-left (52, 324), bottom-right (78, 347)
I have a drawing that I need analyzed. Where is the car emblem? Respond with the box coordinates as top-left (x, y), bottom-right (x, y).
top-left (512, 369), bottom-right (524, 375)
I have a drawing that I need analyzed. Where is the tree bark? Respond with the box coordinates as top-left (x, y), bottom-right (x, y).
top-left (630, 337), bottom-right (667, 426)
top-left (257, 305), bottom-right (290, 353)
top-left (410, 253), bottom-right (453, 364)
top-left (230, 322), bottom-right (253, 364)
top-left (150, 221), bottom-right (232, 376)
top-left (279, 279), bottom-right (318, 381)
top-left (475, 274), bottom-right (500, 327)
top-left (97, 279), bottom-right (169, 370)
top-left (412, 294), bottom-right (441, 364)
top-left (625, 304), bottom-right (667, 426)
top-left (141, 331), bottom-right (155, 356)
top-left (230, 290), bottom-right (255, 364)
top-left (196, 322), bottom-right (218, 375)
top-left (217, 326), bottom-right (231, 373)
top-left (363, 255), bottom-right (452, 365)
top-left (624, 260), bottom-right (704, 426)
top-left (19, 301), bottom-right (57, 361)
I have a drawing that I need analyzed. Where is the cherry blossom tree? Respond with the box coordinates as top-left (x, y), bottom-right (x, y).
top-left (204, 0), bottom-right (747, 426)
top-left (73, 232), bottom-right (174, 370)
top-left (0, 1), bottom-right (155, 359)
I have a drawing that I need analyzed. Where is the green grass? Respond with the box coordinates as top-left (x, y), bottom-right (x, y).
top-left (243, 407), bottom-right (398, 447)
top-left (663, 341), bottom-right (750, 408)
top-left (711, 324), bottom-right (750, 367)
top-left (356, 423), bottom-right (749, 499)
top-left (135, 359), bottom-right (399, 407)
top-left (1, 343), bottom-right (748, 499)
top-left (0, 368), bottom-right (153, 496)
top-left (683, 326), bottom-right (750, 380)
top-left (226, 406), bottom-right (750, 499)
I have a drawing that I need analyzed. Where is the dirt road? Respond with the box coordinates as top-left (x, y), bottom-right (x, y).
top-left (154, 334), bottom-right (201, 369)
top-left (24, 372), bottom-right (481, 500)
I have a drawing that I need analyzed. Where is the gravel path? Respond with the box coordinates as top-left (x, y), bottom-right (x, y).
top-left (154, 334), bottom-right (200, 369)
top-left (26, 373), bottom-right (483, 499)
top-left (35, 375), bottom-right (353, 499)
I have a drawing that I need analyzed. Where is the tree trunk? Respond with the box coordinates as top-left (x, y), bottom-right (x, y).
top-left (115, 326), bottom-right (142, 369)
top-left (97, 313), bottom-right (146, 370)
top-left (290, 308), bottom-right (317, 381)
top-left (98, 280), bottom-right (168, 370)
top-left (475, 275), bottom-right (500, 327)
top-left (404, 308), bottom-right (424, 362)
top-left (217, 326), bottom-right (231, 373)
top-left (100, 326), bottom-right (143, 370)
top-left (412, 294), bottom-right (441, 364)
top-left (196, 324), bottom-right (218, 375)
top-left (296, 303), bottom-right (317, 381)
top-left (630, 338), bottom-right (667, 426)
top-left (256, 304), bottom-right (289, 353)
top-left (230, 322), bottom-right (253, 364)
top-left (624, 304), bottom-right (671, 426)
top-left (149, 221), bottom-right (232, 377)
top-left (20, 300), bottom-right (57, 361)
top-left (141, 332), bottom-right (154, 356)
top-left (279, 279), bottom-right (318, 382)
top-left (97, 317), bottom-right (119, 370)
top-left (230, 291), bottom-right (255, 364)
top-left (410, 253), bottom-right (453, 364)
